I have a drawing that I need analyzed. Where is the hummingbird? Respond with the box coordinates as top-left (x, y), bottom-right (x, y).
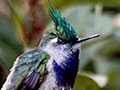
top-left (1, 0), bottom-right (100, 90)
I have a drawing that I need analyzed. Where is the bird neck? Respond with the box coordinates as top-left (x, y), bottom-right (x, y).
top-left (53, 49), bottom-right (79, 88)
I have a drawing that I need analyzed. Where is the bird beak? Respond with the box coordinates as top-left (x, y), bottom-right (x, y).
top-left (76, 34), bottom-right (100, 43)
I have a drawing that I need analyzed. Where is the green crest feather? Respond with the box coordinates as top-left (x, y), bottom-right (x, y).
top-left (41, 0), bottom-right (79, 46)
top-left (48, 0), bottom-right (79, 42)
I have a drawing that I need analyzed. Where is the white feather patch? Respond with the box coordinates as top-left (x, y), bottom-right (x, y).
top-left (43, 38), bottom-right (80, 72)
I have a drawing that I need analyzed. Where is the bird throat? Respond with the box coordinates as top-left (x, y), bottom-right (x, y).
top-left (53, 49), bottom-right (79, 88)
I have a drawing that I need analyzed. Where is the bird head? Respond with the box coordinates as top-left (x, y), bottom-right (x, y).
top-left (40, 0), bottom-right (100, 52)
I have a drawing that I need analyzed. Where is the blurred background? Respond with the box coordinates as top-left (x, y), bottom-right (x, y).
top-left (0, 0), bottom-right (120, 90)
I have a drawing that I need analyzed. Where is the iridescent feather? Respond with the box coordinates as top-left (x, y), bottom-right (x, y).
top-left (1, 0), bottom-right (80, 90)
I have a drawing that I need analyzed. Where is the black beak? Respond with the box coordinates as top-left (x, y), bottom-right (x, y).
top-left (76, 34), bottom-right (100, 43)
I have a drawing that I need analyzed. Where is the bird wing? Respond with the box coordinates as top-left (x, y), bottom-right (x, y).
top-left (1, 47), bottom-right (50, 90)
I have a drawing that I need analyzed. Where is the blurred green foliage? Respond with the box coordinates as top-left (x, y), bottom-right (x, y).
top-left (0, 14), bottom-right (23, 88)
top-left (0, 0), bottom-right (120, 89)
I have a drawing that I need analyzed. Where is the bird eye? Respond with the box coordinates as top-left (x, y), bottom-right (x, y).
top-left (57, 38), bottom-right (67, 44)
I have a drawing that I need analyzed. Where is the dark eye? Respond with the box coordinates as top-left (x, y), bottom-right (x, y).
top-left (57, 38), bottom-right (67, 44)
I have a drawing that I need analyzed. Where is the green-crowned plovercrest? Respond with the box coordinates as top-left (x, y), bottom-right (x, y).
top-left (1, 0), bottom-right (100, 90)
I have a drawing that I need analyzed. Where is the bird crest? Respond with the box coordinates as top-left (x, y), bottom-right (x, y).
top-left (42, 0), bottom-right (79, 45)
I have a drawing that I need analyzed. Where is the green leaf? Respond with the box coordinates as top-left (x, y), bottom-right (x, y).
top-left (73, 74), bottom-right (100, 90)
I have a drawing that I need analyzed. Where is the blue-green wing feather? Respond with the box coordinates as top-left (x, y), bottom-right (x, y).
top-left (1, 47), bottom-right (50, 90)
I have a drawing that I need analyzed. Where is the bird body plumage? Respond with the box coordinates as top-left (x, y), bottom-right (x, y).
top-left (1, 0), bottom-right (100, 90)
top-left (1, 1), bottom-right (80, 89)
